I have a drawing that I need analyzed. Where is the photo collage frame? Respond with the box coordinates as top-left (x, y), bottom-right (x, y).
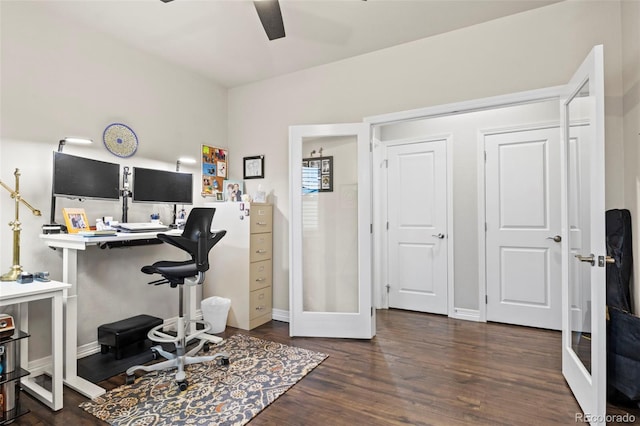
top-left (201, 145), bottom-right (228, 199)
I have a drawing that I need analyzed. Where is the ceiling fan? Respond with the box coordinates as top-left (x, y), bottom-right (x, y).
top-left (160, 0), bottom-right (285, 41)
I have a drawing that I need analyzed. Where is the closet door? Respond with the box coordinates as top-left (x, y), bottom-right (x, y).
top-left (289, 123), bottom-right (374, 338)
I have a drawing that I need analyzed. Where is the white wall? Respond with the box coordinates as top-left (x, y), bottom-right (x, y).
top-left (228, 0), bottom-right (625, 312)
top-left (0, 2), bottom-right (227, 357)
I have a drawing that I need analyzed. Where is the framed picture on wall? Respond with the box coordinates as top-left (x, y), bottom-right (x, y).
top-left (243, 155), bottom-right (264, 179)
top-left (302, 156), bottom-right (333, 192)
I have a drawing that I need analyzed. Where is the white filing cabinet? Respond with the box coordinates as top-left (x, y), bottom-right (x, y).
top-left (205, 203), bottom-right (273, 330)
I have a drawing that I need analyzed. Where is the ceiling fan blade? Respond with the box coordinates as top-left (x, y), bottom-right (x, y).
top-left (254, 0), bottom-right (285, 41)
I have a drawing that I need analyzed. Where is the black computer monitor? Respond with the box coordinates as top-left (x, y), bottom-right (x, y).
top-left (132, 167), bottom-right (193, 204)
top-left (52, 152), bottom-right (121, 200)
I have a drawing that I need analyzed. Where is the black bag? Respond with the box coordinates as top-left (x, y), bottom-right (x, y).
top-left (606, 209), bottom-right (638, 401)
top-left (606, 209), bottom-right (632, 312)
top-left (608, 307), bottom-right (640, 400)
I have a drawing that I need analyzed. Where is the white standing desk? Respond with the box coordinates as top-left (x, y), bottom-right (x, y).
top-left (0, 279), bottom-right (70, 411)
top-left (39, 230), bottom-right (210, 398)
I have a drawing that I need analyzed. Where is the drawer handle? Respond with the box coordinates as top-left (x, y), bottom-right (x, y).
top-left (256, 249), bottom-right (267, 254)
top-left (256, 222), bottom-right (268, 225)
top-left (255, 278), bottom-right (266, 282)
top-left (255, 305), bottom-right (266, 311)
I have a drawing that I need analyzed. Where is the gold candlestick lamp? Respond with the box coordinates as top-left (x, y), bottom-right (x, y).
top-left (1, 168), bottom-right (41, 281)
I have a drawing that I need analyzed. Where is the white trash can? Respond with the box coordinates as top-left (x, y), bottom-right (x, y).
top-left (201, 296), bottom-right (231, 334)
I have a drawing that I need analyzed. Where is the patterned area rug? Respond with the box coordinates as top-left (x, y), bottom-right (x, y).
top-left (80, 334), bottom-right (328, 425)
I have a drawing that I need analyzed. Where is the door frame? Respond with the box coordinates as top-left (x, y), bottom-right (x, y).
top-left (371, 133), bottom-right (454, 314)
top-left (366, 85), bottom-right (564, 320)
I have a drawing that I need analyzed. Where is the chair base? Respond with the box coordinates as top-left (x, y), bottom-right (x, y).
top-left (125, 316), bottom-right (229, 391)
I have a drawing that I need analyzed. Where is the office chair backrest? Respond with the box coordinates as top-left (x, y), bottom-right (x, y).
top-left (182, 208), bottom-right (215, 242)
top-left (182, 208), bottom-right (216, 272)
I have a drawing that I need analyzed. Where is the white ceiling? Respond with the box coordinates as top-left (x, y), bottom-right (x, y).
top-left (41, 0), bottom-right (561, 88)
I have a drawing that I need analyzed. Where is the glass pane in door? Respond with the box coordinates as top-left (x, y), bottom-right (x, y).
top-left (567, 79), bottom-right (592, 373)
top-left (301, 135), bottom-right (359, 313)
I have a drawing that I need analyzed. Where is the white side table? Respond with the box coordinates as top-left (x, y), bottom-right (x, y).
top-left (0, 279), bottom-right (70, 411)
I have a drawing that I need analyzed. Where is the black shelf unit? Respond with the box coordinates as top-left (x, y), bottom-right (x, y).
top-left (1, 330), bottom-right (30, 425)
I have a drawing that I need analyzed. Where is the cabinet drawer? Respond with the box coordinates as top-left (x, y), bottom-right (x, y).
top-left (250, 233), bottom-right (272, 262)
top-left (250, 205), bottom-right (273, 233)
top-left (250, 286), bottom-right (272, 320)
top-left (250, 259), bottom-right (272, 291)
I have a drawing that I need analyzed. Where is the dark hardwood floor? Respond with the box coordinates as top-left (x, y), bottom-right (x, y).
top-left (12, 309), bottom-right (640, 425)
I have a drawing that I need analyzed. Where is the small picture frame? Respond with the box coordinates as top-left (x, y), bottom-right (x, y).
top-left (62, 208), bottom-right (90, 234)
top-left (243, 155), bottom-right (264, 179)
top-left (223, 179), bottom-right (244, 202)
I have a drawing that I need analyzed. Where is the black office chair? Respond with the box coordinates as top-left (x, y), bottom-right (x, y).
top-left (125, 208), bottom-right (228, 391)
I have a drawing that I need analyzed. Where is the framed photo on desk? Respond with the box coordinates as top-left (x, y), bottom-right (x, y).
top-left (62, 208), bottom-right (90, 234)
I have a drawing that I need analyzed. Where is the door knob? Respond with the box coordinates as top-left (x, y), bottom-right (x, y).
top-left (597, 255), bottom-right (616, 267)
top-left (432, 233), bottom-right (445, 239)
top-left (546, 235), bottom-right (562, 243)
top-left (575, 253), bottom-right (595, 266)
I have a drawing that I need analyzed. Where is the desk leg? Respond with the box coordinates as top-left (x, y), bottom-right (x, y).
top-left (49, 291), bottom-right (64, 410)
top-left (61, 247), bottom-right (105, 399)
top-left (61, 246), bottom-right (77, 285)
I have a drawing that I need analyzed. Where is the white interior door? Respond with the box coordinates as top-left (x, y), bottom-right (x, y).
top-left (485, 128), bottom-right (562, 330)
top-left (561, 45), bottom-right (606, 425)
top-left (387, 139), bottom-right (448, 314)
top-left (289, 123), bottom-right (374, 338)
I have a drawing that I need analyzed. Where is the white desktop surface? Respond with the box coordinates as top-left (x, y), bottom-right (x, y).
top-left (40, 229), bottom-right (181, 249)
top-left (39, 229), bottom-right (201, 398)
top-left (0, 279), bottom-right (70, 411)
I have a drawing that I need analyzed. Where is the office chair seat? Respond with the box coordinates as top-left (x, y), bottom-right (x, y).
top-left (142, 261), bottom-right (198, 285)
top-left (126, 208), bottom-right (229, 391)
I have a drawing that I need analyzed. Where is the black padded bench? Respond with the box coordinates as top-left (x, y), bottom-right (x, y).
top-left (98, 314), bottom-right (163, 360)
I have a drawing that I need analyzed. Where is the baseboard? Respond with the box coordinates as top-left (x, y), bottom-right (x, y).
top-left (78, 341), bottom-right (101, 358)
top-left (271, 308), bottom-right (289, 323)
top-left (26, 355), bottom-right (52, 377)
top-left (450, 308), bottom-right (481, 322)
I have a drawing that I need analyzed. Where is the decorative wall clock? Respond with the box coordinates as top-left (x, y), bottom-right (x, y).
top-left (103, 123), bottom-right (138, 157)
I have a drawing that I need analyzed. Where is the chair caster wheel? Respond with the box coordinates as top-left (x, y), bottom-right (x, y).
top-left (125, 375), bottom-right (135, 385)
top-left (177, 380), bottom-right (188, 391)
top-left (217, 356), bottom-right (230, 366)
top-left (151, 349), bottom-right (159, 360)
top-left (203, 342), bottom-right (210, 352)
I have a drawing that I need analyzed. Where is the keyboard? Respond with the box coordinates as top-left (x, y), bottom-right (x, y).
top-left (116, 223), bottom-right (169, 233)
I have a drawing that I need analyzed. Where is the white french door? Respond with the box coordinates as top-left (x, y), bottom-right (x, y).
top-left (289, 123), bottom-right (374, 338)
top-left (561, 45), bottom-right (606, 425)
